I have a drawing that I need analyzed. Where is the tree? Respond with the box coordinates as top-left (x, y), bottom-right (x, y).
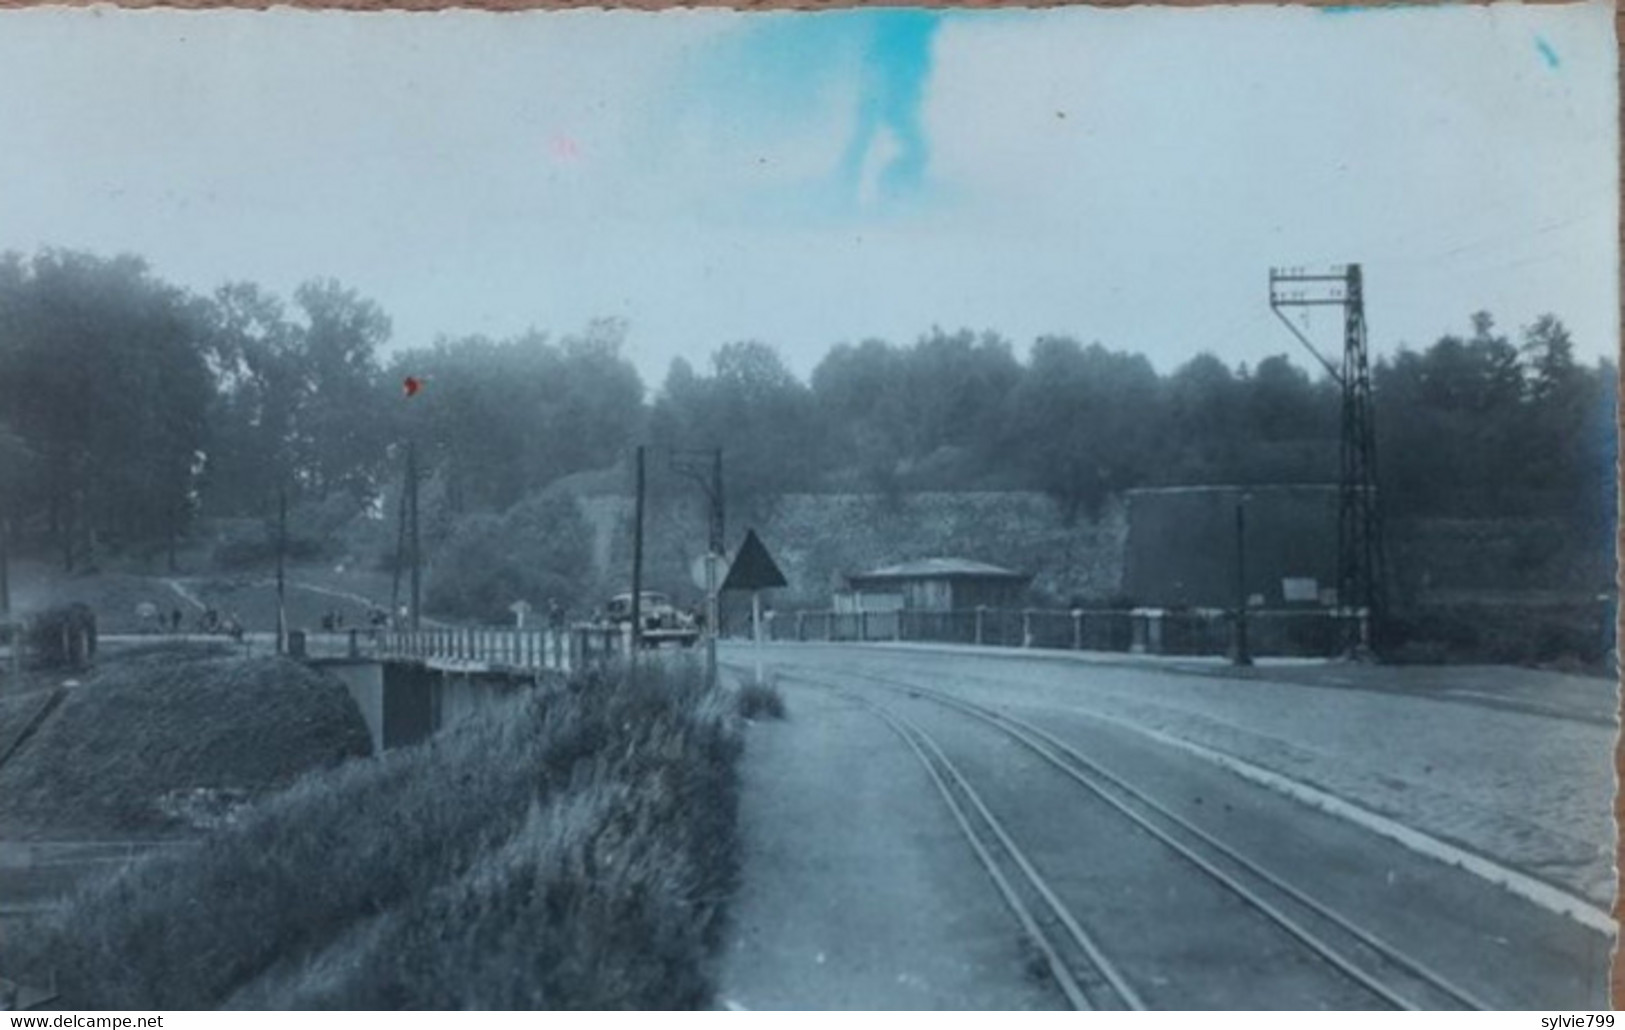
top-left (810, 338), bottom-right (910, 492)
top-left (388, 321), bottom-right (646, 515)
top-left (1515, 315), bottom-right (1614, 536)
top-left (198, 282), bottom-right (306, 516)
top-left (540, 321), bottom-right (647, 480)
top-left (294, 279), bottom-right (391, 501)
top-left (1004, 337), bottom-right (1160, 523)
top-left (1374, 312), bottom-right (1560, 516)
top-left (425, 490), bottom-right (594, 621)
top-left (0, 250), bottom-right (212, 567)
top-left (0, 421), bottom-right (34, 531)
top-left (1160, 352), bottom-right (1241, 484)
top-left (650, 340), bottom-right (820, 508)
top-left (898, 329), bottom-right (1021, 460)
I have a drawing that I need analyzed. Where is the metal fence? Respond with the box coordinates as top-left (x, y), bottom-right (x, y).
top-left (764, 606), bottom-right (1361, 658)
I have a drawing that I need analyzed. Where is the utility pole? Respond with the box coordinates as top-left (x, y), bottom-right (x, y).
top-left (671, 447), bottom-right (724, 688)
top-left (408, 439), bottom-right (421, 633)
top-left (1233, 492), bottom-right (1252, 667)
top-left (276, 486), bottom-right (287, 655)
top-left (1269, 263), bottom-right (1386, 656)
top-left (0, 518), bottom-right (10, 619)
top-left (1, 519), bottom-right (13, 680)
top-left (390, 475), bottom-right (407, 624)
top-left (630, 446), bottom-right (646, 660)
top-left (711, 448), bottom-right (724, 680)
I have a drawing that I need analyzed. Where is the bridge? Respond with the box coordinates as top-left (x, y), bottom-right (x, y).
top-left (302, 625), bottom-right (631, 753)
top-left (268, 604), bottom-right (1369, 754)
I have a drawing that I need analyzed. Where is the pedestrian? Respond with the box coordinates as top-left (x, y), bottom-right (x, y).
top-left (170, 607), bottom-right (183, 634)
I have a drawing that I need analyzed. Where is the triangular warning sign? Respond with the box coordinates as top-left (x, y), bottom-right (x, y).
top-left (720, 528), bottom-right (788, 592)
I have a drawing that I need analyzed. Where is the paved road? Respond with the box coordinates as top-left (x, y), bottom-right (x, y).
top-left (720, 642), bottom-right (1613, 1009)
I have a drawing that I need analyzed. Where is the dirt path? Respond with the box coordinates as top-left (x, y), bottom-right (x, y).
top-left (717, 674), bottom-right (1062, 1010)
top-left (161, 578), bottom-right (207, 611)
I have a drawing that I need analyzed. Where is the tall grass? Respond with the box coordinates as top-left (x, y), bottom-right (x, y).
top-left (6, 662), bottom-right (741, 1010)
top-left (736, 678), bottom-right (787, 721)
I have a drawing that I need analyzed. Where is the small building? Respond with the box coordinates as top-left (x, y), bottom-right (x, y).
top-left (840, 557), bottom-right (1031, 612)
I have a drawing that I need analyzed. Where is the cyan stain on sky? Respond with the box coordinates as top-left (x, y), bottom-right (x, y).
top-left (1534, 35), bottom-right (1561, 70)
top-left (678, 10), bottom-right (944, 217)
top-left (837, 10), bottom-right (942, 208)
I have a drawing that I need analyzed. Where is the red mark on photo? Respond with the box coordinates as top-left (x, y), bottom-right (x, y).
top-left (550, 135), bottom-right (581, 162)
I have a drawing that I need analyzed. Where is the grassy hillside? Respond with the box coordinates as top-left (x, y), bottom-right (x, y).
top-left (0, 649), bottom-right (371, 837)
top-left (5, 661), bottom-right (741, 1010)
top-left (5, 557), bottom-right (395, 636)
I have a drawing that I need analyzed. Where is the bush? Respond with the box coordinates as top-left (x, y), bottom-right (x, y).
top-left (736, 680), bottom-right (787, 721)
top-left (24, 603), bottom-right (97, 669)
top-left (212, 534), bottom-right (322, 570)
top-left (427, 493), bottom-right (594, 622)
top-left (1384, 601), bottom-right (1612, 669)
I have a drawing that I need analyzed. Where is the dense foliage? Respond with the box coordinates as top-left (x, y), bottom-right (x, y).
top-left (0, 247), bottom-right (1613, 579)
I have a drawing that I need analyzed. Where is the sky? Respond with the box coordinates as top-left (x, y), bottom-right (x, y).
top-left (0, 2), bottom-right (1615, 387)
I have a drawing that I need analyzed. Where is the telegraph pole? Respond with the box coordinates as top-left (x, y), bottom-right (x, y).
top-left (1269, 263), bottom-right (1386, 656)
top-left (276, 486), bottom-right (287, 654)
top-left (1, 520), bottom-right (12, 680)
top-left (1233, 492), bottom-right (1252, 667)
top-left (671, 447), bottom-right (724, 687)
top-left (390, 475), bottom-right (407, 624)
top-left (630, 446), bottom-right (646, 659)
top-left (710, 448), bottom-right (723, 680)
top-left (0, 518), bottom-right (10, 619)
top-left (408, 440), bottom-right (421, 632)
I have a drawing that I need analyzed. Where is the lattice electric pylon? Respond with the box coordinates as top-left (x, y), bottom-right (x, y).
top-left (1269, 264), bottom-right (1386, 656)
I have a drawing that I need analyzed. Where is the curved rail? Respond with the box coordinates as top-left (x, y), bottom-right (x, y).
top-left (765, 663), bottom-right (1489, 1011)
top-left (766, 669), bottom-right (1145, 1010)
top-left (926, 685), bottom-right (1492, 1011)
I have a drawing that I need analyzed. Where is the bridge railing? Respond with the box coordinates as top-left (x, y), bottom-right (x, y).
top-left (765, 606), bottom-right (1362, 659)
top-left (368, 623), bottom-right (644, 674)
top-left (372, 626), bottom-right (574, 672)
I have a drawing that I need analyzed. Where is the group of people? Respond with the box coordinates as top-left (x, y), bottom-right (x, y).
top-left (324, 607), bottom-right (394, 637)
top-left (137, 601), bottom-right (242, 639)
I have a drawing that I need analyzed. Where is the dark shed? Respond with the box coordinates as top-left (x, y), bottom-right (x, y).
top-left (845, 557), bottom-right (1031, 612)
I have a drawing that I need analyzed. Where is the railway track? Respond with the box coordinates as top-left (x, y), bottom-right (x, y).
top-left (738, 662), bottom-right (1490, 1011)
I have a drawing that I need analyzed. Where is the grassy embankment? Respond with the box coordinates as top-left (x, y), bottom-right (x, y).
top-left (5, 556), bottom-right (393, 637)
top-left (4, 659), bottom-right (742, 1010)
top-left (0, 648), bottom-right (371, 838)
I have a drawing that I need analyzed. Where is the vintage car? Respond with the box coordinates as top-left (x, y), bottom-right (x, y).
top-left (604, 591), bottom-right (700, 648)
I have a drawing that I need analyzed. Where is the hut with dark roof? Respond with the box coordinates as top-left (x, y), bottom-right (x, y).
top-left (843, 557), bottom-right (1031, 613)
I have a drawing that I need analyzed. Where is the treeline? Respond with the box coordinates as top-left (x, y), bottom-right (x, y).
top-left (0, 249), bottom-right (1614, 575)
